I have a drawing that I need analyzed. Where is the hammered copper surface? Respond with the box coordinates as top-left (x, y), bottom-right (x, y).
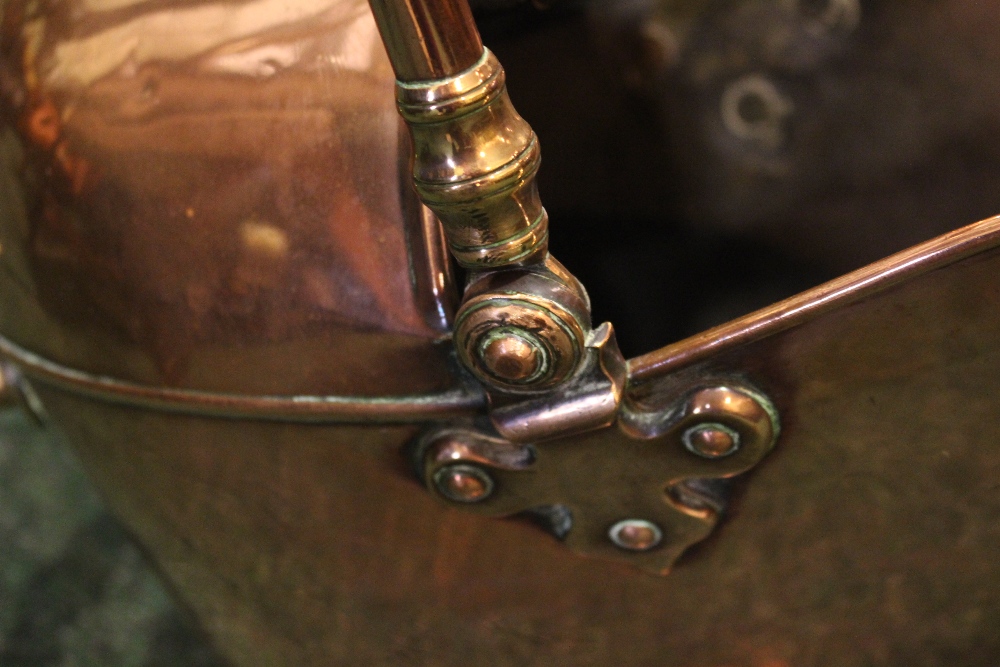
top-left (0, 0), bottom-right (456, 397)
top-left (25, 215), bottom-right (1000, 666)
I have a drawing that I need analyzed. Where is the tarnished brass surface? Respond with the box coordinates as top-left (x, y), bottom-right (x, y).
top-left (478, 330), bottom-right (543, 383)
top-left (455, 258), bottom-right (590, 391)
top-left (24, 214), bottom-right (1000, 664)
top-left (488, 321), bottom-right (626, 442)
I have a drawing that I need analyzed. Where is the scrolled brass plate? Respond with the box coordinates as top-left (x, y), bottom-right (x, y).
top-left (423, 384), bottom-right (778, 575)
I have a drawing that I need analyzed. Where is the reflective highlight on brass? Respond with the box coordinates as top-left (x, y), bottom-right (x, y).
top-left (477, 328), bottom-right (545, 384)
top-left (433, 463), bottom-right (495, 503)
top-left (367, 0), bottom-right (483, 81)
top-left (682, 422), bottom-right (740, 458)
top-left (456, 297), bottom-right (582, 392)
top-left (489, 322), bottom-right (626, 443)
top-left (455, 257), bottom-right (591, 393)
top-left (396, 50), bottom-right (547, 269)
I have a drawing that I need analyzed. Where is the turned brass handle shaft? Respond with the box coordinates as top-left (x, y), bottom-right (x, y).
top-left (368, 0), bottom-right (548, 270)
top-left (367, 0), bottom-right (483, 82)
top-left (369, 0), bottom-right (588, 395)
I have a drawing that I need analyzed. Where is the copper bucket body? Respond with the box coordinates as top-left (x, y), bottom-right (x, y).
top-left (3, 0), bottom-right (1000, 664)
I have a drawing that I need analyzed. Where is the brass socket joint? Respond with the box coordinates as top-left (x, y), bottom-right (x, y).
top-left (397, 50), bottom-right (548, 269)
top-left (372, 1), bottom-right (588, 394)
top-left (455, 257), bottom-right (591, 392)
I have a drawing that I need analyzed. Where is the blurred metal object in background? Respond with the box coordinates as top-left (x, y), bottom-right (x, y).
top-left (581, 0), bottom-right (1000, 270)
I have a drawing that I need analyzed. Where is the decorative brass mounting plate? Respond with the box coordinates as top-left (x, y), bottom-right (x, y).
top-left (421, 383), bottom-right (779, 574)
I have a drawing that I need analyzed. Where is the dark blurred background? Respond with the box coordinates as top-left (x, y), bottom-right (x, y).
top-left (6, 0), bottom-right (1000, 663)
top-left (479, 0), bottom-right (1000, 356)
top-left (0, 410), bottom-right (224, 666)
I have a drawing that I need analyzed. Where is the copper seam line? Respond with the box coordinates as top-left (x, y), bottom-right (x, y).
top-left (0, 336), bottom-right (485, 424)
top-left (629, 214), bottom-right (1000, 383)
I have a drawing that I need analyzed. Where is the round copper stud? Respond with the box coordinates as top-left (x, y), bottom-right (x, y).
top-left (454, 296), bottom-right (585, 392)
top-left (682, 423), bottom-right (741, 459)
top-left (432, 464), bottom-right (495, 504)
top-left (477, 329), bottom-right (546, 384)
top-left (608, 519), bottom-right (663, 552)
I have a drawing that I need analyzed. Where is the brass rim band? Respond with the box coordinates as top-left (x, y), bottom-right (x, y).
top-left (0, 336), bottom-right (484, 424)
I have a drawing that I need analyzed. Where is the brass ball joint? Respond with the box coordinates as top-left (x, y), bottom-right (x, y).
top-left (454, 258), bottom-right (592, 392)
top-left (477, 328), bottom-right (547, 384)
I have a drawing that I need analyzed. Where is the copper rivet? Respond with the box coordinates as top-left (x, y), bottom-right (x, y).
top-left (608, 519), bottom-right (663, 552)
top-left (433, 464), bottom-right (495, 503)
top-left (683, 423), bottom-right (741, 459)
top-left (478, 330), bottom-right (544, 383)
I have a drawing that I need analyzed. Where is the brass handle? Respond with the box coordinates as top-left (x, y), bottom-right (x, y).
top-left (369, 0), bottom-right (596, 404)
top-left (396, 51), bottom-right (547, 268)
top-left (367, 0), bottom-right (483, 83)
top-left (368, 0), bottom-right (547, 270)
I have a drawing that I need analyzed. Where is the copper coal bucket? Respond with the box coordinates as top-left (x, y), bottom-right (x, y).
top-left (3, 0), bottom-right (1000, 664)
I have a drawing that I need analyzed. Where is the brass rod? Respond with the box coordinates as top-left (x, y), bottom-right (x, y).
top-left (367, 0), bottom-right (484, 82)
top-left (367, 0), bottom-right (592, 394)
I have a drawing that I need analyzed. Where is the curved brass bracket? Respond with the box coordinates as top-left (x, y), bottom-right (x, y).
top-left (419, 384), bottom-right (779, 575)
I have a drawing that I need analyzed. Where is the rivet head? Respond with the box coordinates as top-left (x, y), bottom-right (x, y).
top-left (454, 291), bottom-right (585, 392)
top-left (433, 464), bottom-right (495, 503)
top-left (477, 328), bottom-right (546, 384)
top-left (608, 519), bottom-right (663, 552)
top-left (683, 423), bottom-right (741, 459)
